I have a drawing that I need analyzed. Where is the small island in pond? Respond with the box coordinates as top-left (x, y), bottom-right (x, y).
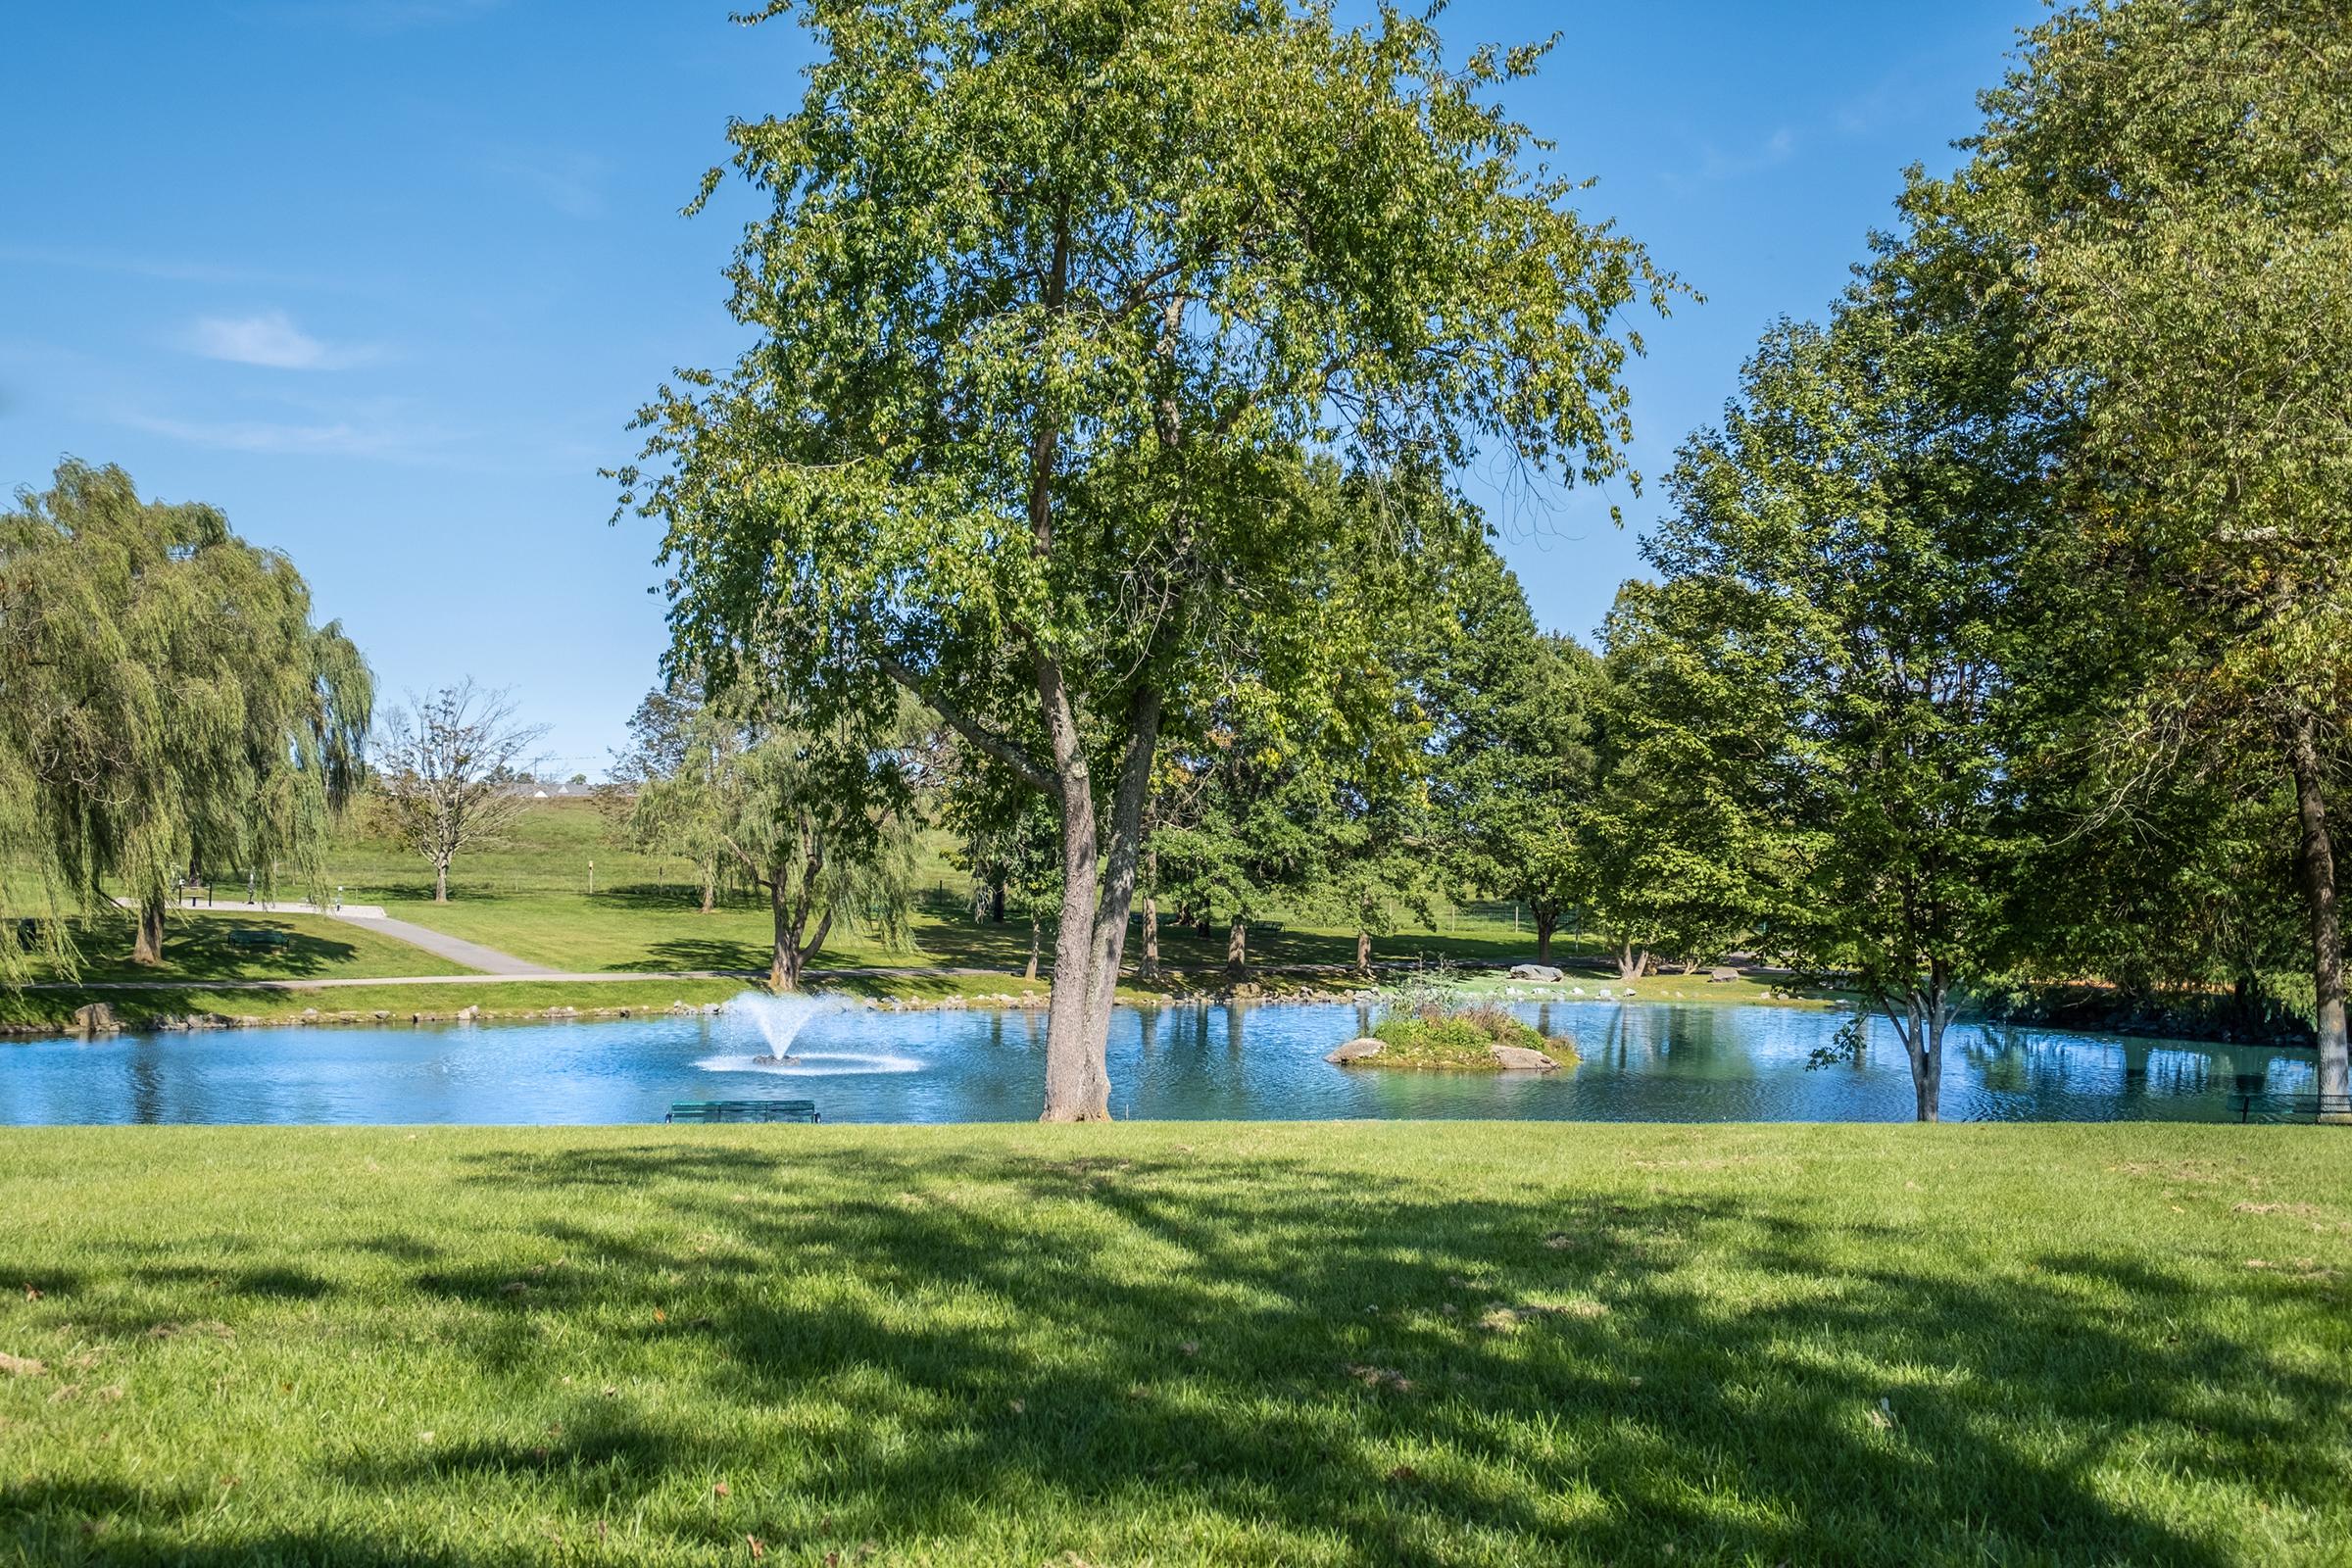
top-left (1327, 1005), bottom-right (1578, 1073)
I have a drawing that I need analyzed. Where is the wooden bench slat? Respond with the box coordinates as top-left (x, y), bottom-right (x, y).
top-left (666, 1100), bottom-right (820, 1124)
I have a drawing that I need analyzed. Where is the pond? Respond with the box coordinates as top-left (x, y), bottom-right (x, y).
top-left (0, 997), bottom-right (2319, 1125)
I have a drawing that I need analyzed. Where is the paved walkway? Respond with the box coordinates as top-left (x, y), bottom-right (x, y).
top-left (114, 895), bottom-right (389, 919)
top-left (344, 913), bottom-right (559, 977)
top-left (112, 897), bottom-right (552, 976)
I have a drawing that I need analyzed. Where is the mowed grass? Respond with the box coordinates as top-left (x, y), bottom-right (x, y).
top-left (4, 1123), bottom-right (2348, 1566)
top-left (34, 801), bottom-right (1772, 995)
top-left (24, 908), bottom-right (477, 988)
top-left (0, 980), bottom-right (752, 1032)
top-left (324, 798), bottom-right (1612, 979)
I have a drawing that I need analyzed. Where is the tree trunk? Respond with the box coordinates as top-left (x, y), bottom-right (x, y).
top-left (769, 876), bottom-right (799, 993)
top-left (699, 863), bottom-right (716, 915)
top-left (1040, 806), bottom-right (1105, 1116)
top-left (1024, 911), bottom-right (1042, 982)
top-left (131, 897), bottom-right (167, 966)
top-left (1917, 972), bottom-right (1948, 1122)
top-left (433, 862), bottom-right (450, 904)
top-left (1038, 659), bottom-right (1112, 1121)
top-left (1535, 907), bottom-right (1557, 964)
top-left (1614, 942), bottom-right (1645, 982)
top-left (2287, 710), bottom-right (2351, 1118)
top-left (1141, 893), bottom-right (1159, 979)
top-left (1881, 968), bottom-right (1950, 1123)
top-left (991, 881), bottom-right (1007, 924)
top-left (1354, 928), bottom-right (1372, 978)
top-left (1069, 691), bottom-right (1161, 1114)
top-left (1913, 1022), bottom-right (1943, 1122)
top-left (1226, 916), bottom-right (1249, 982)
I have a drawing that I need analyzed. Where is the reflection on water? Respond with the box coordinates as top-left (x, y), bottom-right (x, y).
top-left (691, 1051), bottom-right (925, 1077)
top-left (0, 1000), bottom-right (2319, 1126)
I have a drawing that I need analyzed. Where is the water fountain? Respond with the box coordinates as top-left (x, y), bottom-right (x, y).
top-left (735, 991), bottom-right (843, 1062)
top-left (692, 992), bottom-right (925, 1077)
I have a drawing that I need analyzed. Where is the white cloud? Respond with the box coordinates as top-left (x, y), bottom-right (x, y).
top-left (182, 311), bottom-right (368, 370)
top-left (482, 150), bottom-right (607, 219)
top-left (0, 243), bottom-right (347, 292)
top-left (122, 412), bottom-right (393, 455)
top-left (118, 403), bottom-right (459, 462)
top-left (1699, 127), bottom-right (1799, 182)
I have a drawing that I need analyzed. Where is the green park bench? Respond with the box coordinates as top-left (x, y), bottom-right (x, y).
top-left (2227, 1091), bottom-right (2351, 1124)
top-left (665, 1100), bottom-right (820, 1124)
top-left (228, 928), bottom-right (293, 952)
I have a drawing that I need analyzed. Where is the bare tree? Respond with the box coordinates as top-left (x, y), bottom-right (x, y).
top-left (375, 681), bottom-right (549, 903)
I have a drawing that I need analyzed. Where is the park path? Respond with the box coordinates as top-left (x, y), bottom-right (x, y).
top-left (114, 895), bottom-right (556, 976)
top-left (340, 913), bottom-right (559, 977)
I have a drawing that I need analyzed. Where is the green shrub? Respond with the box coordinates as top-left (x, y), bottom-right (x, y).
top-left (1368, 1004), bottom-right (1578, 1069)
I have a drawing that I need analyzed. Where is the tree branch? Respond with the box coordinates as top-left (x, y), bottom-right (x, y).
top-left (878, 656), bottom-right (1055, 795)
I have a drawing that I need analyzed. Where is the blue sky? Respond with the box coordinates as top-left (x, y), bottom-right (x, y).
top-left (2, 0), bottom-right (2036, 775)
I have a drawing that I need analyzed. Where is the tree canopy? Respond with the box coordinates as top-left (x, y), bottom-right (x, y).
top-left (1951, 0), bottom-right (2352, 1112)
top-left (1641, 224), bottom-right (2049, 1119)
top-left (0, 460), bottom-right (370, 970)
top-left (626, 0), bottom-right (1673, 1117)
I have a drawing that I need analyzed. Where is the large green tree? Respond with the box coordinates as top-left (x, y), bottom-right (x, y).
top-left (1957, 0), bottom-right (2352, 1112)
top-left (623, 0), bottom-right (1670, 1117)
top-left (1649, 238), bottom-right (2047, 1120)
top-left (1418, 555), bottom-right (1591, 965)
top-left (1574, 584), bottom-right (1771, 981)
top-left (0, 461), bottom-right (370, 968)
top-left (1312, 784), bottom-right (1440, 980)
top-left (1154, 710), bottom-right (1337, 983)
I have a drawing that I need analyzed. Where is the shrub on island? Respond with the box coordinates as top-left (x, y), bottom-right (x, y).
top-left (1328, 1004), bottom-right (1577, 1072)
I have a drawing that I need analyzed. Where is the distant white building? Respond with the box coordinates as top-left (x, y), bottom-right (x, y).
top-left (512, 778), bottom-right (594, 800)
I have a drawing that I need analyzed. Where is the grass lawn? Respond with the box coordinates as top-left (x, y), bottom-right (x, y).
top-left (322, 798), bottom-right (1574, 977)
top-left (0, 979), bottom-right (755, 1032)
top-left (24, 908), bottom-right (477, 988)
top-left (368, 884), bottom-right (1567, 979)
top-left (3, 1122), bottom-right (2347, 1565)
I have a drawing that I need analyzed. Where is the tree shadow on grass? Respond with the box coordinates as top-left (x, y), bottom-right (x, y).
top-left (617, 938), bottom-right (769, 975)
top-left (1, 1478), bottom-right (481, 1567)
top-left (373, 1143), bottom-right (2346, 1563)
top-left (58, 914), bottom-right (361, 984)
top-left (596, 883), bottom-right (747, 913)
top-left (13, 1138), bottom-right (2350, 1565)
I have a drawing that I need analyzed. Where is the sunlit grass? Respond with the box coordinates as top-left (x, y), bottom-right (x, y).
top-left (322, 798), bottom-right (1574, 977)
top-left (3, 1122), bottom-right (2348, 1564)
top-left (22, 908), bottom-right (477, 987)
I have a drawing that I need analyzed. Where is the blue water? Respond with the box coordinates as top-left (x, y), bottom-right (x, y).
top-left (0, 999), bottom-right (2317, 1125)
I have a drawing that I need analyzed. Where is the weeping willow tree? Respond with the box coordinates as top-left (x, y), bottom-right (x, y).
top-left (0, 461), bottom-right (372, 969)
top-left (697, 706), bottom-right (921, 993)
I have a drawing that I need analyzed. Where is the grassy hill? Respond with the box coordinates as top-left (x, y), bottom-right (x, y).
top-left (324, 797), bottom-right (1569, 978)
top-left (10, 800), bottom-right (1830, 1025)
